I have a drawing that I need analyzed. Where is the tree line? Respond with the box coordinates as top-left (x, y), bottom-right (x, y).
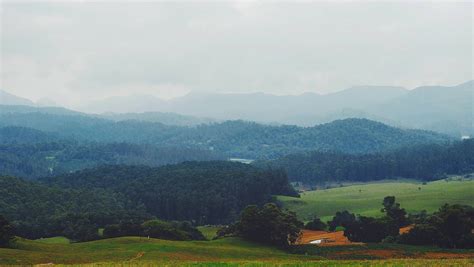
top-left (259, 139), bottom-right (474, 183)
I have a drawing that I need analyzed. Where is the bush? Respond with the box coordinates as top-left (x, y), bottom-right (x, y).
top-left (234, 203), bottom-right (303, 248)
top-left (141, 220), bottom-right (205, 241)
top-left (0, 215), bottom-right (14, 247)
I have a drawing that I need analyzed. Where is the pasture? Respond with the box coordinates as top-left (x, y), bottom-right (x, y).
top-left (1, 236), bottom-right (473, 266)
top-left (278, 178), bottom-right (474, 222)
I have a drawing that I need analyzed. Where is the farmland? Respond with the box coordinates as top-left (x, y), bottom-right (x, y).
top-left (1, 236), bottom-right (473, 266)
top-left (278, 178), bottom-right (474, 222)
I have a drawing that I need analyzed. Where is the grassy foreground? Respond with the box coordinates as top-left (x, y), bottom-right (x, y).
top-left (278, 179), bottom-right (474, 222)
top-left (1, 236), bottom-right (473, 266)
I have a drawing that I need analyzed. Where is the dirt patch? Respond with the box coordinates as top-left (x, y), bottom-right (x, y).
top-left (297, 230), bottom-right (364, 246)
top-left (399, 225), bottom-right (414, 235)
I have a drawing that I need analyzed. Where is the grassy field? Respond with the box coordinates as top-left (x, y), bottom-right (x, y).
top-left (278, 178), bottom-right (474, 222)
top-left (35, 236), bottom-right (70, 244)
top-left (1, 236), bottom-right (473, 266)
top-left (197, 226), bottom-right (221, 240)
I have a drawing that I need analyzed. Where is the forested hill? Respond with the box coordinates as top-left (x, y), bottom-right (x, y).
top-left (0, 110), bottom-right (451, 158)
top-left (258, 139), bottom-right (474, 184)
top-left (1, 161), bottom-right (297, 240)
top-left (40, 161), bottom-right (297, 224)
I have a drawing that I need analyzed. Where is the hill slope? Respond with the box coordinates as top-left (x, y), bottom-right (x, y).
top-left (278, 178), bottom-right (474, 222)
top-left (0, 112), bottom-right (451, 159)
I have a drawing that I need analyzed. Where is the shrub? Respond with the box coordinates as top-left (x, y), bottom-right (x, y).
top-left (234, 203), bottom-right (303, 248)
top-left (141, 220), bottom-right (205, 241)
top-left (0, 215), bottom-right (14, 247)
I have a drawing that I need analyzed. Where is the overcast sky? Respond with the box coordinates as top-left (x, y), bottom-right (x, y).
top-left (1, 1), bottom-right (472, 107)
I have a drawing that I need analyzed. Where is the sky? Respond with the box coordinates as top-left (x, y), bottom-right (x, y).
top-left (0, 1), bottom-right (472, 107)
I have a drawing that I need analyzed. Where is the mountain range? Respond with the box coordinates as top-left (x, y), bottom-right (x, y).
top-left (1, 80), bottom-right (472, 136)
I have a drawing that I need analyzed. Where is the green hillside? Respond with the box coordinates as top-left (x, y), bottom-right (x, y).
top-left (278, 178), bottom-right (474, 222)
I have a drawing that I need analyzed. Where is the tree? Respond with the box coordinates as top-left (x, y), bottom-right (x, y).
top-left (0, 215), bottom-right (14, 247)
top-left (381, 196), bottom-right (408, 227)
top-left (328, 211), bottom-right (356, 231)
top-left (304, 217), bottom-right (327, 231)
top-left (235, 203), bottom-right (303, 248)
top-left (103, 224), bottom-right (121, 238)
top-left (344, 216), bottom-right (398, 243)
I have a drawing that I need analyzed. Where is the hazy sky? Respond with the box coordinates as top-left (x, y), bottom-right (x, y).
top-left (1, 1), bottom-right (472, 107)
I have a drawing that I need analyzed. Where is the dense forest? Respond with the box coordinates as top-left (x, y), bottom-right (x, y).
top-left (0, 107), bottom-right (450, 159)
top-left (258, 139), bottom-right (474, 184)
top-left (0, 128), bottom-right (223, 179)
top-left (0, 161), bottom-right (296, 240)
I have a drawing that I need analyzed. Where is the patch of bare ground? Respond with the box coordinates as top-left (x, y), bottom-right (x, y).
top-left (297, 230), bottom-right (364, 246)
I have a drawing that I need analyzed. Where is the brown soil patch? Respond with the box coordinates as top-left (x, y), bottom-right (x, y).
top-left (297, 230), bottom-right (363, 246)
top-left (399, 225), bottom-right (414, 235)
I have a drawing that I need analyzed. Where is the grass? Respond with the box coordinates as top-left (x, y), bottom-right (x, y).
top-left (0, 236), bottom-right (320, 265)
top-left (1, 237), bottom-right (473, 266)
top-left (34, 236), bottom-right (70, 244)
top-left (278, 178), bottom-right (474, 222)
top-left (197, 226), bottom-right (222, 240)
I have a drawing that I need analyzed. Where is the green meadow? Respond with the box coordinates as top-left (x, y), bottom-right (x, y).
top-left (278, 178), bottom-right (474, 222)
top-left (1, 236), bottom-right (473, 266)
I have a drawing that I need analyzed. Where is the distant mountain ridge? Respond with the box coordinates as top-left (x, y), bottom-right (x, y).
top-left (3, 80), bottom-right (472, 136)
top-left (75, 81), bottom-right (473, 136)
top-left (0, 90), bottom-right (35, 106)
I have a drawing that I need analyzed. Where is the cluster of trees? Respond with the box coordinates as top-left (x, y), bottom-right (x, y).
top-left (103, 219), bottom-right (205, 241)
top-left (399, 204), bottom-right (474, 248)
top-left (326, 197), bottom-right (474, 248)
top-left (0, 161), bottom-right (297, 240)
top-left (326, 196), bottom-right (408, 243)
top-left (217, 203), bottom-right (303, 248)
top-left (261, 139), bottom-right (474, 183)
top-left (0, 175), bottom-right (149, 241)
top-left (41, 162), bottom-right (297, 224)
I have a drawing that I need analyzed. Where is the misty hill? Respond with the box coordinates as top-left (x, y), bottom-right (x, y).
top-left (0, 126), bottom-right (59, 144)
top-left (76, 81), bottom-right (472, 136)
top-left (0, 129), bottom-right (223, 179)
top-left (371, 80), bottom-right (474, 136)
top-left (82, 94), bottom-right (167, 114)
top-left (100, 112), bottom-right (215, 126)
top-left (80, 86), bottom-right (408, 123)
top-left (0, 104), bottom-right (84, 116)
top-left (0, 108), bottom-right (451, 159)
top-left (0, 90), bottom-right (35, 106)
